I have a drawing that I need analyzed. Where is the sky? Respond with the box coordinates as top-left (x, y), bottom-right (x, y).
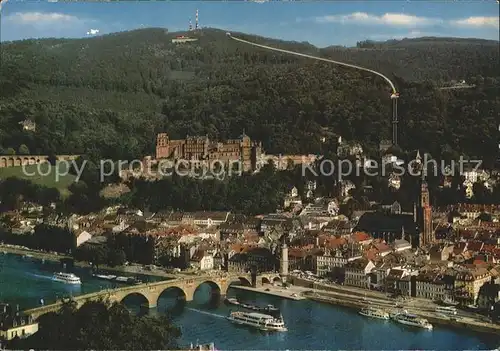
top-left (0, 1), bottom-right (498, 47)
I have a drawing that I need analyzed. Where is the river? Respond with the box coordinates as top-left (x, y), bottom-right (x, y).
top-left (0, 252), bottom-right (499, 350)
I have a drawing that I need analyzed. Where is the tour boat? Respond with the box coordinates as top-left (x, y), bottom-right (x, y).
top-left (359, 307), bottom-right (390, 320)
top-left (392, 312), bottom-right (433, 330)
top-left (227, 311), bottom-right (287, 332)
top-left (224, 297), bottom-right (280, 314)
top-left (52, 272), bottom-right (82, 285)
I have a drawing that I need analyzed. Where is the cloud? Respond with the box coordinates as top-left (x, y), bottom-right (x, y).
top-left (314, 12), bottom-right (500, 30)
top-left (6, 12), bottom-right (80, 24)
top-left (451, 16), bottom-right (499, 29)
top-left (315, 12), bottom-right (441, 27)
top-left (86, 29), bottom-right (100, 35)
top-left (1, 11), bottom-right (99, 41)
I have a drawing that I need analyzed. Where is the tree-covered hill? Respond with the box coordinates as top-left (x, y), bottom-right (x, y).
top-left (0, 28), bottom-right (498, 162)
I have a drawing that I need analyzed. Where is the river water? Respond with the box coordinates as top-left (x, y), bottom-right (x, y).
top-left (0, 253), bottom-right (499, 350)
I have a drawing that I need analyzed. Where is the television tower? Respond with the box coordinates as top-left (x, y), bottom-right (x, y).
top-left (195, 9), bottom-right (199, 30)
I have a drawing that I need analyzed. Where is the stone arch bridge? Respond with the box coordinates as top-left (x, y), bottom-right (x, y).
top-left (0, 155), bottom-right (78, 168)
top-left (23, 273), bottom-right (281, 320)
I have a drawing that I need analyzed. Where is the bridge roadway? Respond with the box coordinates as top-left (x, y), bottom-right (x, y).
top-left (23, 273), bottom-right (281, 320)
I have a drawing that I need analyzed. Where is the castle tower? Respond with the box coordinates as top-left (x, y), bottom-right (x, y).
top-left (240, 130), bottom-right (252, 171)
top-left (280, 242), bottom-right (288, 283)
top-left (156, 133), bottom-right (170, 160)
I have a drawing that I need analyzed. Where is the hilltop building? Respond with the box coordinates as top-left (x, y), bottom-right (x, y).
top-left (156, 132), bottom-right (262, 172)
top-left (18, 119), bottom-right (36, 132)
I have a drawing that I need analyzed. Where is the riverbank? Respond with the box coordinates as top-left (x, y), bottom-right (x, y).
top-left (0, 244), bottom-right (176, 279)
top-left (0, 245), bottom-right (70, 262)
top-left (307, 292), bottom-right (500, 336)
top-left (231, 285), bottom-right (305, 300)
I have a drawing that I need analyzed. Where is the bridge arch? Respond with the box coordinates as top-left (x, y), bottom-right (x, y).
top-left (158, 286), bottom-right (187, 299)
top-left (262, 277), bottom-right (271, 285)
top-left (191, 280), bottom-right (223, 304)
top-left (237, 276), bottom-right (252, 286)
top-left (120, 291), bottom-right (157, 309)
top-left (156, 286), bottom-right (187, 313)
top-left (194, 280), bottom-right (222, 294)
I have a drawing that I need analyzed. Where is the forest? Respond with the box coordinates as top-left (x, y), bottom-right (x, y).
top-left (0, 28), bottom-right (498, 163)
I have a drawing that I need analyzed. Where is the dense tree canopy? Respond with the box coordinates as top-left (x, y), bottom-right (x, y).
top-left (122, 161), bottom-right (292, 215)
top-left (0, 28), bottom-right (498, 162)
top-left (9, 300), bottom-right (181, 350)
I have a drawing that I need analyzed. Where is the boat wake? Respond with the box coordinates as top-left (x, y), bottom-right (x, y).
top-left (186, 307), bottom-right (225, 319)
top-left (27, 273), bottom-right (52, 280)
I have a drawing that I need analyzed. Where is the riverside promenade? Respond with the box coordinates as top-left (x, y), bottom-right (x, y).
top-left (233, 276), bottom-right (500, 336)
top-left (306, 292), bottom-right (500, 335)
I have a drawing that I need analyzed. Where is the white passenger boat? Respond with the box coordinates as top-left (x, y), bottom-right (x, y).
top-left (393, 312), bottom-right (433, 330)
top-left (52, 272), bottom-right (82, 285)
top-left (359, 307), bottom-right (390, 320)
top-left (227, 311), bottom-right (287, 332)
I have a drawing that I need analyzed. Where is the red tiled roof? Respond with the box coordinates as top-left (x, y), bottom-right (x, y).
top-left (372, 239), bottom-right (391, 253)
top-left (467, 241), bottom-right (484, 252)
top-left (351, 231), bottom-right (372, 243)
top-left (453, 242), bottom-right (467, 255)
top-left (289, 248), bottom-right (308, 258)
top-left (364, 247), bottom-right (379, 262)
top-left (325, 237), bottom-right (347, 250)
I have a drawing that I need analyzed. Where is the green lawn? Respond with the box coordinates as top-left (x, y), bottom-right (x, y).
top-left (0, 162), bottom-right (77, 197)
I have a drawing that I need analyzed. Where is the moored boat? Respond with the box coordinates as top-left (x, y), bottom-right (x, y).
top-left (441, 297), bottom-right (459, 306)
top-left (115, 276), bottom-right (129, 282)
top-left (52, 272), bottom-right (82, 285)
top-left (227, 311), bottom-right (287, 332)
top-left (225, 297), bottom-right (240, 306)
top-left (187, 342), bottom-right (216, 350)
top-left (392, 311), bottom-right (433, 330)
top-left (93, 274), bottom-right (117, 281)
top-left (359, 307), bottom-right (390, 320)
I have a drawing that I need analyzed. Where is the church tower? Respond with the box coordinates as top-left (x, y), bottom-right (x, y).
top-left (418, 181), bottom-right (433, 247)
top-left (412, 150), bottom-right (433, 247)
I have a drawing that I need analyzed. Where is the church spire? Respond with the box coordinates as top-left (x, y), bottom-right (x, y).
top-left (416, 149), bottom-right (421, 162)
